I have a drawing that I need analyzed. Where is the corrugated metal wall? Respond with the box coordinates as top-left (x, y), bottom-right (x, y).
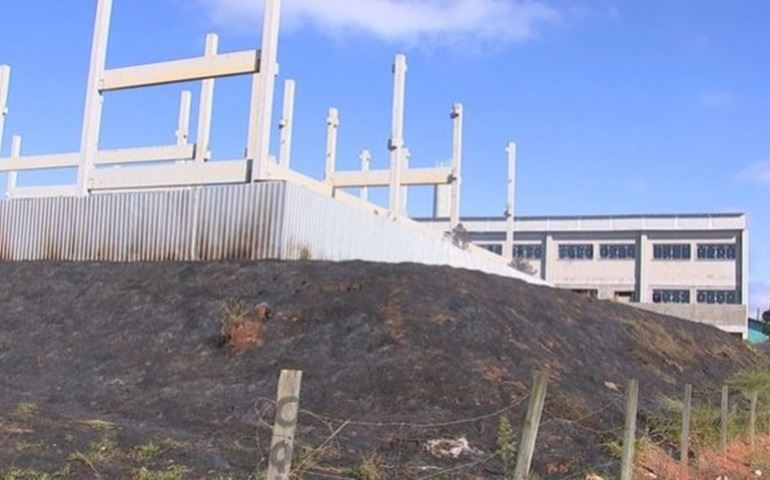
top-left (0, 182), bottom-right (286, 261)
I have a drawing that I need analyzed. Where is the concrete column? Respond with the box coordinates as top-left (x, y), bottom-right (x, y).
top-left (278, 79), bottom-right (296, 168)
top-left (449, 103), bottom-right (463, 227)
top-left (176, 90), bottom-right (192, 146)
top-left (359, 149), bottom-right (371, 201)
top-left (248, 0), bottom-right (282, 181)
top-left (324, 108), bottom-right (339, 183)
top-left (6, 135), bottom-right (20, 197)
top-left (741, 228), bottom-right (750, 307)
top-left (503, 142), bottom-right (517, 261)
top-left (76, 0), bottom-right (113, 196)
top-left (388, 54), bottom-right (407, 214)
top-left (195, 34), bottom-right (218, 163)
top-left (0, 65), bottom-right (10, 158)
top-left (401, 147), bottom-right (410, 216)
top-left (433, 184), bottom-right (451, 219)
top-left (543, 234), bottom-right (555, 282)
top-left (636, 233), bottom-right (650, 303)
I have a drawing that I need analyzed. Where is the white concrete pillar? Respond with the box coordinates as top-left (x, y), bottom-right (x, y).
top-left (195, 34), bottom-right (218, 163)
top-left (279, 79), bottom-right (296, 168)
top-left (248, 0), bottom-right (282, 181)
top-left (176, 90), bottom-right (192, 146)
top-left (359, 149), bottom-right (371, 202)
top-left (0, 65), bottom-right (10, 158)
top-left (636, 233), bottom-right (650, 303)
top-left (503, 142), bottom-right (517, 261)
top-left (388, 54), bottom-right (407, 214)
top-left (433, 184), bottom-right (451, 218)
top-left (543, 233), bottom-right (555, 282)
top-left (450, 103), bottom-right (463, 227)
top-left (76, 0), bottom-right (113, 196)
top-left (6, 135), bottom-right (21, 197)
top-left (401, 147), bottom-right (410, 216)
top-left (741, 228), bottom-right (750, 307)
top-left (324, 107), bottom-right (339, 184)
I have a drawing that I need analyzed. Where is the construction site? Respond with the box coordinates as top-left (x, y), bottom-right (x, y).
top-left (0, 0), bottom-right (768, 479)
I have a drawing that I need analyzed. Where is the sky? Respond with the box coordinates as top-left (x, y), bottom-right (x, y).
top-left (0, 0), bottom-right (768, 314)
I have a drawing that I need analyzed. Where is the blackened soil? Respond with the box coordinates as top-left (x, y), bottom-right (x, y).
top-left (0, 261), bottom-right (761, 479)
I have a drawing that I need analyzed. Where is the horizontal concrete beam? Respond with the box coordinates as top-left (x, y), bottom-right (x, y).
top-left (100, 50), bottom-right (261, 91)
top-left (330, 166), bottom-right (452, 188)
top-left (0, 144), bottom-right (194, 172)
top-left (91, 160), bottom-right (249, 190)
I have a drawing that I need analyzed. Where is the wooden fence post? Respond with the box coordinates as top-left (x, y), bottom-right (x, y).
top-left (267, 370), bottom-right (303, 480)
top-left (680, 384), bottom-right (693, 480)
top-left (620, 379), bottom-right (639, 480)
top-left (513, 372), bottom-right (548, 480)
top-left (750, 390), bottom-right (758, 449)
top-left (720, 385), bottom-right (729, 456)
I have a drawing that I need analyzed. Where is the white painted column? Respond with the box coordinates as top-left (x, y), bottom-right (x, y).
top-left (176, 90), bottom-right (192, 146)
top-left (6, 135), bottom-right (21, 197)
top-left (0, 66), bottom-right (10, 157)
top-left (543, 234), bottom-right (555, 282)
top-left (388, 54), bottom-right (407, 214)
top-left (742, 229), bottom-right (750, 307)
top-left (401, 147), bottom-right (410, 216)
top-left (503, 142), bottom-right (517, 260)
top-left (636, 233), bottom-right (650, 303)
top-left (324, 107), bottom-right (339, 184)
top-left (433, 184), bottom-right (451, 218)
top-left (359, 149), bottom-right (371, 201)
top-left (248, 0), bottom-right (282, 181)
top-left (76, 0), bottom-right (113, 196)
top-left (449, 103), bottom-right (463, 228)
top-left (279, 79), bottom-right (296, 168)
top-left (195, 34), bottom-right (218, 163)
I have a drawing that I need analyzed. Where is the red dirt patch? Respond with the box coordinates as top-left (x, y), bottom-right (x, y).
top-left (219, 301), bottom-right (269, 354)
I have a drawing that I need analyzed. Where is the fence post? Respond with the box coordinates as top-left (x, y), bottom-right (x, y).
top-left (513, 372), bottom-right (548, 480)
top-left (750, 390), bottom-right (758, 449)
top-left (720, 385), bottom-right (729, 456)
top-left (680, 384), bottom-right (693, 480)
top-left (266, 369), bottom-right (303, 480)
top-left (620, 379), bottom-right (639, 480)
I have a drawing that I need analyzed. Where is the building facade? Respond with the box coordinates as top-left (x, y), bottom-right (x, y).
top-left (421, 213), bottom-right (749, 338)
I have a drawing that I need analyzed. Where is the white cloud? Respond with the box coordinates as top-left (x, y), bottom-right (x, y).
top-left (737, 160), bottom-right (770, 186)
top-left (697, 90), bottom-right (735, 109)
top-left (197, 0), bottom-right (561, 44)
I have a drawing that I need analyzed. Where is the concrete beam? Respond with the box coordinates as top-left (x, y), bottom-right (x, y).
top-left (195, 34), bottom-right (218, 163)
top-left (279, 79), bottom-right (296, 168)
top-left (6, 135), bottom-right (21, 197)
top-left (91, 160), bottom-right (249, 190)
top-left (0, 144), bottom-right (194, 172)
top-left (330, 166), bottom-right (452, 188)
top-left (359, 149), bottom-right (371, 201)
top-left (100, 49), bottom-right (260, 91)
top-left (176, 90), bottom-right (192, 146)
top-left (76, 0), bottom-right (113, 195)
top-left (388, 54), bottom-right (407, 214)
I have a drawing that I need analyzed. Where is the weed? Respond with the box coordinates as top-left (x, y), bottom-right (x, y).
top-left (2, 468), bottom-right (52, 480)
top-left (133, 465), bottom-right (190, 480)
top-left (497, 415), bottom-right (516, 479)
top-left (350, 453), bottom-right (384, 480)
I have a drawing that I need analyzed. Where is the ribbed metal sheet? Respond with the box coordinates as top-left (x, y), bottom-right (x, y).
top-left (0, 182), bottom-right (286, 262)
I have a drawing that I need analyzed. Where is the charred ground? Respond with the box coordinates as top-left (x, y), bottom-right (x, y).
top-left (0, 261), bottom-right (762, 478)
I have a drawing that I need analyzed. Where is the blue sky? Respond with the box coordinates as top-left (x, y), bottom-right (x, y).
top-left (0, 0), bottom-right (768, 314)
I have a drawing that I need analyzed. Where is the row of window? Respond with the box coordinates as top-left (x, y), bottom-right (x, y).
top-left (652, 289), bottom-right (740, 305)
top-left (478, 242), bottom-right (737, 262)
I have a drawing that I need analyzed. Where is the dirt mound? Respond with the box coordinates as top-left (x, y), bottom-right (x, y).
top-left (0, 261), bottom-right (762, 478)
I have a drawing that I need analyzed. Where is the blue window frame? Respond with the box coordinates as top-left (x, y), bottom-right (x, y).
top-left (559, 244), bottom-right (594, 260)
top-left (479, 244), bottom-right (503, 255)
top-left (652, 289), bottom-right (691, 304)
top-left (697, 244), bottom-right (737, 260)
top-left (653, 244), bottom-right (691, 260)
top-left (696, 290), bottom-right (739, 305)
top-left (600, 244), bottom-right (636, 260)
top-left (513, 244), bottom-right (543, 260)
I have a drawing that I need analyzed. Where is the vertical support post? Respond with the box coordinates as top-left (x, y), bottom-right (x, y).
top-left (266, 369), bottom-right (302, 480)
top-left (680, 384), bottom-right (693, 480)
top-left (0, 65), bottom-right (10, 158)
top-left (176, 90), bottom-right (192, 146)
top-left (620, 379), bottom-right (639, 480)
top-left (248, 0), bottom-right (282, 181)
top-left (720, 385), bottom-right (729, 456)
top-left (636, 233), bottom-right (650, 302)
top-left (324, 108), bottom-right (339, 185)
top-left (6, 135), bottom-right (21, 197)
top-left (359, 149), bottom-right (371, 202)
top-left (388, 54), bottom-right (407, 215)
top-left (279, 79), bottom-right (296, 168)
top-left (76, 0), bottom-right (113, 196)
top-left (750, 390), bottom-right (758, 448)
top-left (513, 372), bottom-right (548, 480)
top-left (401, 147), bottom-right (410, 216)
top-left (503, 141), bottom-right (517, 261)
top-left (449, 103), bottom-right (463, 228)
top-left (195, 34), bottom-right (218, 163)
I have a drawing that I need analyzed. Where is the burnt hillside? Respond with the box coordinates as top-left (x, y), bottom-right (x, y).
top-left (0, 261), bottom-right (761, 478)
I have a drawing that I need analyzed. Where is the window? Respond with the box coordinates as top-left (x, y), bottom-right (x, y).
top-left (653, 244), bottom-right (691, 260)
top-left (559, 244), bottom-right (594, 260)
top-left (614, 291), bottom-right (634, 304)
top-left (652, 289), bottom-right (691, 304)
top-left (479, 244), bottom-right (503, 255)
top-left (697, 244), bottom-right (737, 260)
top-left (572, 289), bottom-right (599, 299)
top-left (697, 290), bottom-right (739, 305)
top-left (513, 244), bottom-right (543, 260)
top-left (600, 244), bottom-right (636, 260)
